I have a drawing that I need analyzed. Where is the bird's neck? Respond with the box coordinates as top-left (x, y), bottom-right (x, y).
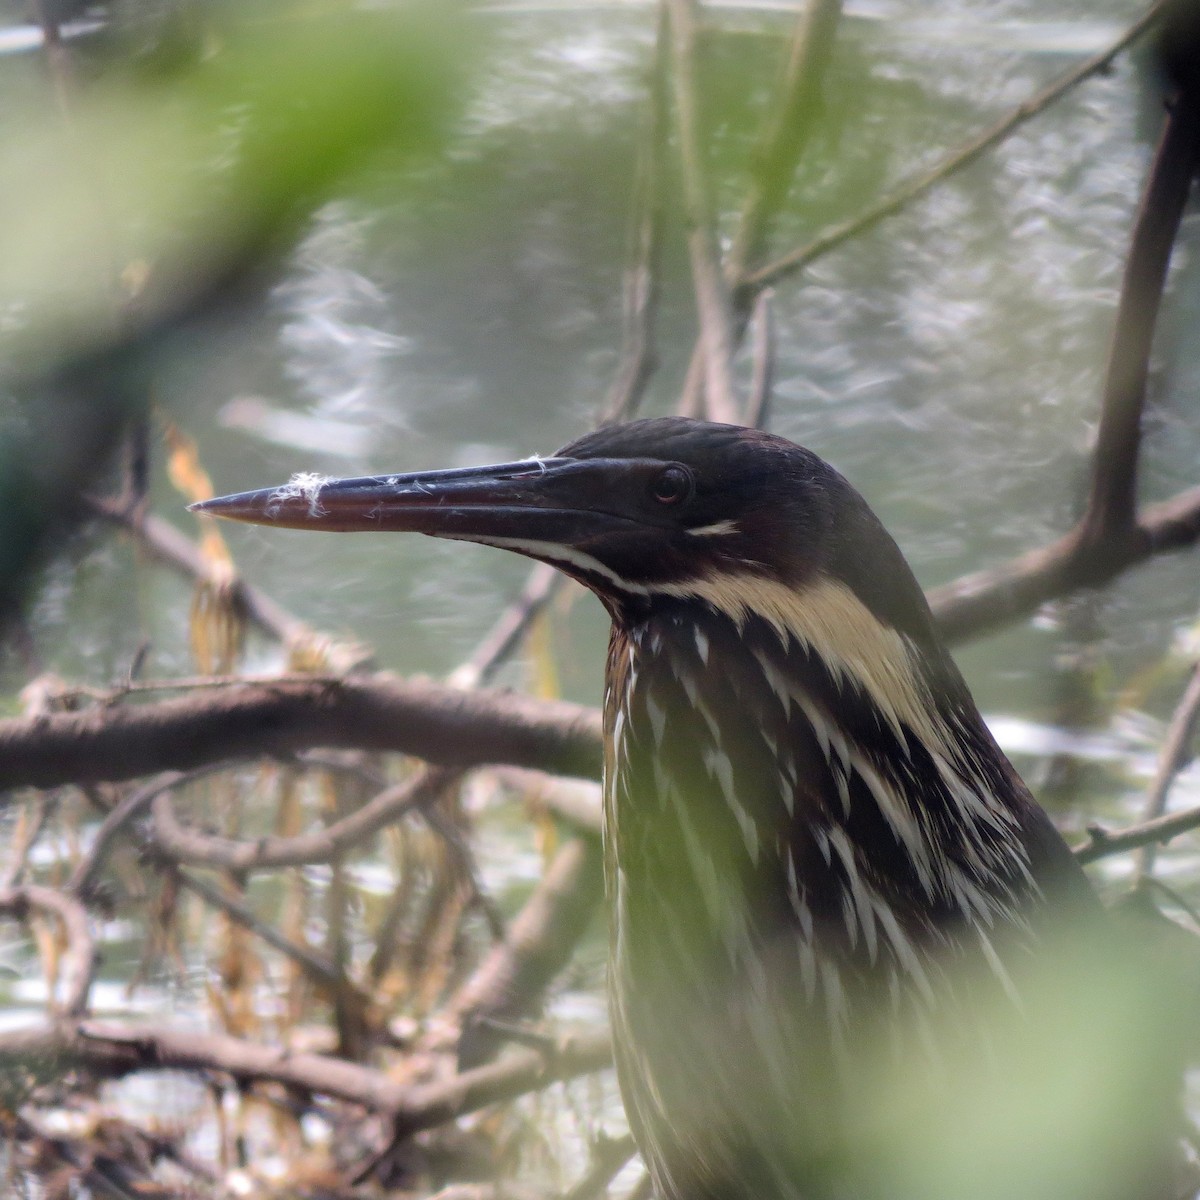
top-left (602, 587), bottom-right (1042, 1000)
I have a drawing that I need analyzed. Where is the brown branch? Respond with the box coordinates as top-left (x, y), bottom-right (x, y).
top-left (389, 1026), bottom-right (612, 1137)
top-left (149, 765), bottom-right (460, 872)
top-left (87, 495), bottom-right (318, 649)
top-left (600, 0), bottom-right (670, 426)
top-left (561, 1134), bottom-right (639, 1200)
top-left (0, 885), bottom-right (95, 1017)
top-left (678, 0), bottom-right (844, 416)
top-left (65, 766), bottom-right (351, 990)
top-left (421, 798), bottom-right (508, 943)
top-left (31, 1021), bottom-right (611, 1126)
top-left (725, 0), bottom-right (843, 285)
top-left (173, 865), bottom-right (346, 992)
top-left (665, 0), bottom-right (740, 423)
top-left (0, 673), bottom-right (603, 792)
top-left (0, 793), bottom-right (51, 889)
top-left (69, 768), bottom-right (204, 898)
top-left (744, 288), bottom-right (776, 429)
top-left (742, 0), bottom-right (1171, 294)
top-left (1080, 79), bottom-right (1200, 543)
top-left (492, 769), bottom-right (604, 838)
top-left (1074, 800), bottom-right (1200, 866)
top-left (449, 837), bottom-right (605, 1068)
top-left (15, 486), bottom-right (1200, 802)
top-left (929, 485), bottom-right (1200, 645)
top-left (448, 564), bottom-right (564, 691)
top-left (1134, 661), bottom-right (1200, 880)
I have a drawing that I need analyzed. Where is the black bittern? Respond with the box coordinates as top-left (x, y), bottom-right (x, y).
top-left (198, 418), bottom-right (1121, 1198)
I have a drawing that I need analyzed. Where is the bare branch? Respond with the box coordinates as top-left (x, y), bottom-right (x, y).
top-left (1134, 661), bottom-right (1200, 881)
top-left (1075, 799), bottom-right (1200, 866)
top-left (1080, 81), bottom-right (1200, 542)
top-left (929, 485), bottom-right (1200, 645)
top-left (69, 768), bottom-right (205, 899)
top-left (449, 563), bottom-right (564, 691)
top-left (725, 0), bottom-right (843, 283)
top-left (31, 1021), bottom-right (613, 1126)
top-left (742, 0), bottom-right (1171, 294)
top-left (173, 865), bottom-right (346, 992)
top-left (0, 885), bottom-right (95, 1017)
top-left (665, 0), bottom-right (740, 423)
top-left (0, 673), bottom-right (603, 792)
top-left (149, 766), bottom-right (460, 872)
top-left (449, 837), bottom-right (604, 1068)
top-left (600, 0), bottom-right (670, 426)
top-left (745, 288), bottom-right (776, 429)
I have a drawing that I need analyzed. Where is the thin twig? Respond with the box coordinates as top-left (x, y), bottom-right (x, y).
top-left (678, 0), bottom-right (842, 415)
top-left (1074, 797), bottom-right (1200, 866)
top-left (175, 865), bottom-right (346, 992)
top-left (0, 793), bottom-right (50, 890)
top-left (150, 765), bottom-right (462, 872)
top-left (1133, 661), bottom-right (1200, 881)
top-left (742, 0), bottom-right (1171, 293)
top-left (0, 885), bottom-right (95, 1017)
top-left (421, 801), bottom-right (507, 944)
top-left (600, 0), bottom-right (670, 426)
top-left (69, 768), bottom-right (210, 899)
top-left (665, 0), bottom-right (741, 423)
top-left (447, 836), bottom-right (604, 1068)
top-left (725, 0), bottom-right (843, 285)
top-left (448, 563), bottom-right (564, 691)
top-left (744, 287), bottom-right (776, 429)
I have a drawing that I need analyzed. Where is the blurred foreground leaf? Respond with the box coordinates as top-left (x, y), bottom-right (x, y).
top-left (0, 0), bottom-right (469, 630)
top-left (1, 0), bottom-right (467, 367)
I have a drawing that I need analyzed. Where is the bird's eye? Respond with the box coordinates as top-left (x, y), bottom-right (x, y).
top-left (650, 466), bottom-right (692, 506)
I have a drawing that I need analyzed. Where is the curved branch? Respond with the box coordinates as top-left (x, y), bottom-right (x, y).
top-left (1, 1020), bottom-right (613, 1124)
top-left (450, 836), bottom-right (605, 1069)
top-left (1080, 78), bottom-right (1200, 542)
top-left (1133, 661), bottom-right (1200, 881)
top-left (725, 0), bottom-right (843, 283)
top-left (0, 673), bottom-right (603, 792)
top-left (149, 765), bottom-right (459, 872)
top-left (1074, 800), bottom-right (1200, 866)
top-left (0, 885), bottom-right (95, 1017)
top-left (929, 486), bottom-right (1200, 644)
top-left (742, 0), bottom-right (1171, 293)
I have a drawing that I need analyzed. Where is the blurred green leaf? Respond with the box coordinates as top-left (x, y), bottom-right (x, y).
top-left (0, 0), bottom-right (471, 629)
top-left (0, 0), bottom-right (469, 368)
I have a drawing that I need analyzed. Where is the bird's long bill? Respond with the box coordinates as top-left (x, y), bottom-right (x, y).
top-left (191, 457), bottom-right (638, 548)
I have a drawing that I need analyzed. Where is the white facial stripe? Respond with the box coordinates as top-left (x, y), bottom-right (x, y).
top-left (450, 534), bottom-right (635, 592)
top-left (688, 519), bottom-right (738, 537)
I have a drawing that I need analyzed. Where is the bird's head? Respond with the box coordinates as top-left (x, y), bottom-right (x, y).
top-left (195, 417), bottom-right (938, 652)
